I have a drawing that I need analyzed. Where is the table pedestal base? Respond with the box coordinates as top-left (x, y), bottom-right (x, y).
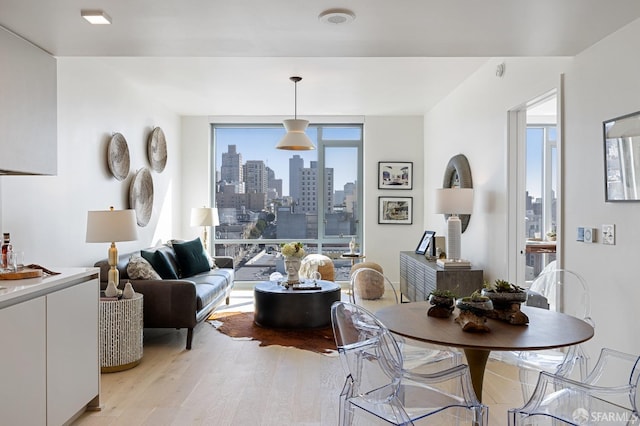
top-left (463, 349), bottom-right (490, 402)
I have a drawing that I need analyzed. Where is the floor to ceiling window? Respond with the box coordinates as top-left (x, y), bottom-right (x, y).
top-left (525, 124), bottom-right (557, 280)
top-left (211, 123), bottom-right (363, 282)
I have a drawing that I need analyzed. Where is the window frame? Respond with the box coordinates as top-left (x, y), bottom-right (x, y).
top-left (210, 121), bottom-right (363, 280)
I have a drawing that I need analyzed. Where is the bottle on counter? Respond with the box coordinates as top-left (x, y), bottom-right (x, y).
top-left (1, 233), bottom-right (12, 269)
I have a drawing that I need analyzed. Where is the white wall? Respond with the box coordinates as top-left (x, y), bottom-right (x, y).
top-left (562, 19), bottom-right (640, 356)
top-left (424, 19), bottom-right (640, 356)
top-left (363, 116), bottom-right (424, 278)
top-left (180, 116), bottom-right (212, 242)
top-left (0, 58), bottom-right (182, 267)
top-left (424, 57), bottom-right (571, 279)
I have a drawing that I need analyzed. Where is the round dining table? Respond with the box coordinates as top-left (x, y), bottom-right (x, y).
top-left (376, 302), bottom-right (594, 402)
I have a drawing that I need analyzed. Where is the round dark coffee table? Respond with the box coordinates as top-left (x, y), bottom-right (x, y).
top-left (254, 280), bottom-right (341, 328)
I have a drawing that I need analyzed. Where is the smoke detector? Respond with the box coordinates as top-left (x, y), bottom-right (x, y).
top-left (318, 8), bottom-right (356, 25)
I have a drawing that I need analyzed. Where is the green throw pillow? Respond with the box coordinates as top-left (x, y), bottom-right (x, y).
top-left (172, 238), bottom-right (211, 277)
top-left (141, 249), bottom-right (179, 280)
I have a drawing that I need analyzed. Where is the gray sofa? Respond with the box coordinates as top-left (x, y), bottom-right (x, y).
top-left (95, 241), bottom-right (234, 349)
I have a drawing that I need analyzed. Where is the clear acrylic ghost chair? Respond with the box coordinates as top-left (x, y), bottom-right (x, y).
top-left (499, 265), bottom-right (595, 401)
top-left (509, 347), bottom-right (640, 425)
top-left (331, 301), bottom-right (488, 426)
top-left (349, 267), bottom-right (462, 372)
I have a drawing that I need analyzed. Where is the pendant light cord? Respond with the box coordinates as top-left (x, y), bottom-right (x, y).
top-left (290, 76), bottom-right (302, 120)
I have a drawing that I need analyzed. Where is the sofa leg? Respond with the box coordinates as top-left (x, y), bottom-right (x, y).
top-left (186, 328), bottom-right (193, 350)
top-left (225, 295), bottom-right (230, 305)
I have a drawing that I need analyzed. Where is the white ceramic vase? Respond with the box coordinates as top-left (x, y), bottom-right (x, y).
top-left (349, 237), bottom-right (357, 254)
top-left (122, 281), bottom-right (135, 299)
top-left (104, 280), bottom-right (118, 298)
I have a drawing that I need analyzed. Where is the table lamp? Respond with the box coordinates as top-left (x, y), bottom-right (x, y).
top-left (86, 207), bottom-right (138, 296)
top-left (435, 188), bottom-right (474, 260)
top-left (190, 207), bottom-right (219, 250)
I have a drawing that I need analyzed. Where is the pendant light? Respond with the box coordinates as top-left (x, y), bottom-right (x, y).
top-left (276, 76), bottom-right (316, 150)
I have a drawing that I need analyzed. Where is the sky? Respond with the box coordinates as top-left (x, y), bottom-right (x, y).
top-left (526, 126), bottom-right (557, 200)
top-left (213, 126), bottom-right (359, 196)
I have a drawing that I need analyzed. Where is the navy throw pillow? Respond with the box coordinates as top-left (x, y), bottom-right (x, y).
top-left (141, 249), bottom-right (179, 279)
top-left (172, 238), bottom-right (211, 278)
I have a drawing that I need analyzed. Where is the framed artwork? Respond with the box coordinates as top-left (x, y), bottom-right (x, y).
top-left (378, 161), bottom-right (413, 189)
top-left (378, 196), bottom-right (413, 224)
top-left (415, 230), bottom-right (435, 255)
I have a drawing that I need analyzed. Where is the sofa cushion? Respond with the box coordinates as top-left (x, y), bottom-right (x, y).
top-left (141, 249), bottom-right (179, 279)
top-left (127, 255), bottom-right (161, 280)
top-left (190, 270), bottom-right (233, 310)
top-left (173, 237), bottom-right (211, 278)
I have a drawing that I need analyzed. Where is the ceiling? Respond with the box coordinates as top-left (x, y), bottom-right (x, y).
top-left (2, 0), bottom-right (640, 116)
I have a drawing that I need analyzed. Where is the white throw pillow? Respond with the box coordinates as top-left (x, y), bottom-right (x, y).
top-left (127, 255), bottom-right (161, 280)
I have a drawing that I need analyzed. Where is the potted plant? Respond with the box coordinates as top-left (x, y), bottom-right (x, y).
top-left (427, 289), bottom-right (457, 318)
top-left (456, 290), bottom-right (494, 315)
top-left (481, 279), bottom-right (527, 304)
top-left (455, 290), bottom-right (493, 332)
top-left (481, 279), bottom-right (529, 325)
top-left (428, 288), bottom-right (457, 307)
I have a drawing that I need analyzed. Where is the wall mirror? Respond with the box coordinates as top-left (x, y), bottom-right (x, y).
top-left (604, 111), bottom-right (640, 201)
top-left (442, 154), bottom-right (473, 232)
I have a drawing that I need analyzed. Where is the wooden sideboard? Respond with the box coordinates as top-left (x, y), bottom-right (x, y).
top-left (399, 251), bottom-right (483, 301)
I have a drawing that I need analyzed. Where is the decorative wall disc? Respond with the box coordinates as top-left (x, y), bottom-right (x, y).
top-left (148, 127), bottom-right (167, 173)
top-left (442, 154), bottom-right (473, 233)
top-left (107, 133), bottom-right (130, 181)
top-left (129, 167), bottom-right (154, 227)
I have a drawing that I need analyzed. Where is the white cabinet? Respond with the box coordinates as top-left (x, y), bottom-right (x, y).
top-left (0, 26), bottom-right (57, 175)
top-left (0, 297), bottom-right (47, 425)
top-left (0, 269), bottom-right (99, 424)
top-left (47, 279), bottom-right (100, 425)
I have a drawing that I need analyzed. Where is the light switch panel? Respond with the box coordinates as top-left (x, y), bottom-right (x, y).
top-left (602, 224), bottom-right (615, 245)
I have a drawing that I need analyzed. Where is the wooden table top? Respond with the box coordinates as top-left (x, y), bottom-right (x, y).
top-left (376, 302), bottom-right (594, 352)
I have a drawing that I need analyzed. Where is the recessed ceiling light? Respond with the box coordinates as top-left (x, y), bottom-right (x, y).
top-left (318, 8), bottom-right (356, 25)
top-left (81, 10), bottom-right (112, 25)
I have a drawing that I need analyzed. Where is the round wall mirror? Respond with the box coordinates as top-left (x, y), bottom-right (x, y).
top-left (442, 154), bottom-right (473, 233)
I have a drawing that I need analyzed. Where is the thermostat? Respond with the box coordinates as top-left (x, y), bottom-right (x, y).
top-left (583, 227), bottom-right (595, 243)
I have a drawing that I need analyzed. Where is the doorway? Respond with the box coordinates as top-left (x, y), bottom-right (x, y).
top-left (507, 88), bottom-right (562, 286)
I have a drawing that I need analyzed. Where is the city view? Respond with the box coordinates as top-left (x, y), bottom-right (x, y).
top-left (211, 125), bottom-right (362, 281)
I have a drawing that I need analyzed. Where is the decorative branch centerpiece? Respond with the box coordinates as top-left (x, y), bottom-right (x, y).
top-left (280, 242), bottom-right (306, 285)
top-left (455, 290), bottom-right (493, 332)
top-left (427, 289), bottom-right (457, 318)
top-left (481, 279), bottom-right (529, 325)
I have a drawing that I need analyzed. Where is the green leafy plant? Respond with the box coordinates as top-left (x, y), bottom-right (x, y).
top-left (280, 242), bottom-right (305, 258)
top-left (483, 279), bottom-right (523, 293)
top-left (469, 290), bottom-right (489, 302)
top-left (430, 288), bottom-right (458, 299)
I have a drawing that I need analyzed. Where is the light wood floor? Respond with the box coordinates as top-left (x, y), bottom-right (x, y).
top-left (74, 289), bottom-right (526, 426)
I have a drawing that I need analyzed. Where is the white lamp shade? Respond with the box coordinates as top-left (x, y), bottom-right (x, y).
top-left (275, 119), bottom-right (315, 150)
top-left (434, 188), bottom-right (474, 215)
top-left (86, 209), bottom-right (138, 243)
top-left (190, 207), bottom-right (220, 227)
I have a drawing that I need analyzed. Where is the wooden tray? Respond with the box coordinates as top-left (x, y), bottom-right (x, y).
top-left (0, 268), bottom-right (44, 280)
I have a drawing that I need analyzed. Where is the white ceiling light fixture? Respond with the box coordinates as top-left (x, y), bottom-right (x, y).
top-left (81, 10), bottom-right (112, 25)
top-left (275, 76), bottom-right (315, 151)
top-left (318, 8), bottom-right (356, 25)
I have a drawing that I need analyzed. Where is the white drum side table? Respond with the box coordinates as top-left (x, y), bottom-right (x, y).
top-left (99, 293), bottom-right (143, 373)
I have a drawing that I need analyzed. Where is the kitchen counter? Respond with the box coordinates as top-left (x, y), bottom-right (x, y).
top-left (0, 267), bottom-right (98, 308)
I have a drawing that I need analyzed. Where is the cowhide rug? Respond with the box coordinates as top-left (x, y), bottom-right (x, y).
top-left (208, 311), bottom-right (337, 355)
